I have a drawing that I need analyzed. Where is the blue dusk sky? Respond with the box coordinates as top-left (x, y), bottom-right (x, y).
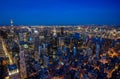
top-left (0, 0), bottom-right (120, 25)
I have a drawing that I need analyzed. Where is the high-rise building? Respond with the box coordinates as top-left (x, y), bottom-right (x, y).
top-left (73, 47), bottom-right (77, 56)
top-left (96, 43), bottom-right (100, 59)
top-left (34, 37), bottom-right (40, 51)
top-left (8, 64), bottom-right (19, 79)
top-left (60, 27), bottom-right (64, 36)
top-left (19, 48), bottom-right (27, 79)
top-left (19, 33), bottom-right (24, 41)
top-left (58, 37), bottom-right (64, 47)
top-left (10, 19), bottom-right (14, 26)
top-left (53, 27), bottom-right (57, 36)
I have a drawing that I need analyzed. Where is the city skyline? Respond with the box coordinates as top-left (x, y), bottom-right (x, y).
top-left (0, 0), bottom-right (120, 25)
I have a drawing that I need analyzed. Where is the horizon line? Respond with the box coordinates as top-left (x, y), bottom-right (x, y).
top-left (0, 24), bottom-right (120, 27)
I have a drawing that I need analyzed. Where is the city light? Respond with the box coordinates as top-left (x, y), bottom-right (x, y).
top-left (0, 25), bottom-right (120, 79)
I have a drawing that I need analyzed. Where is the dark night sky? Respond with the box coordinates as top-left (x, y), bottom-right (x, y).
top-left (0, 0), bottom-right (120, 25)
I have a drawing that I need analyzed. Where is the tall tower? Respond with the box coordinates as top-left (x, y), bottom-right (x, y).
top-left (53, 27), bottom-right (57, 36)
top-left (61, 27), bottom-right (64, 36)
top-left (10, 19), bottom-right (14, 26)
top-left (19, 46), bottom-right (27, 79)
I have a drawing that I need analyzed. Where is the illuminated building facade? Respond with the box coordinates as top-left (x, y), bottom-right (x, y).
top-left (19, 48), bottom-right (27, 79)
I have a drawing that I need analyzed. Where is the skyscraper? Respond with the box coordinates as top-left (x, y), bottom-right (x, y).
top-left (10, 19), bottom-right (14, 26)
top-left (19, 48), bottom-right (27, 79)
top-left (34, 37), bottom-right (40, 51)
top-left (61, 27), bottom-right (64, 36)
top-left (53, 27), bottom-right (57, 36)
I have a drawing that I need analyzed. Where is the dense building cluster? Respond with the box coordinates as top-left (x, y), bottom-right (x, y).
top-left (0, 26), bottom-right (120, 79)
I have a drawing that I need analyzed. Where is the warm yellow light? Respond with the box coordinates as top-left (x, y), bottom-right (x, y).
top-left (5, 76), bottom-right (9, 79)
top-left (2, 39), bottom-right (13, 64)
top-left (9, 69), bottom-right (19, 76)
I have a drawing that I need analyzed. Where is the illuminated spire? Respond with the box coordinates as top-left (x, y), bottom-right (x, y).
top-left (10, 19), bottom-right (14, 26)
top-left (53, 27), bottom-right (57, 36)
